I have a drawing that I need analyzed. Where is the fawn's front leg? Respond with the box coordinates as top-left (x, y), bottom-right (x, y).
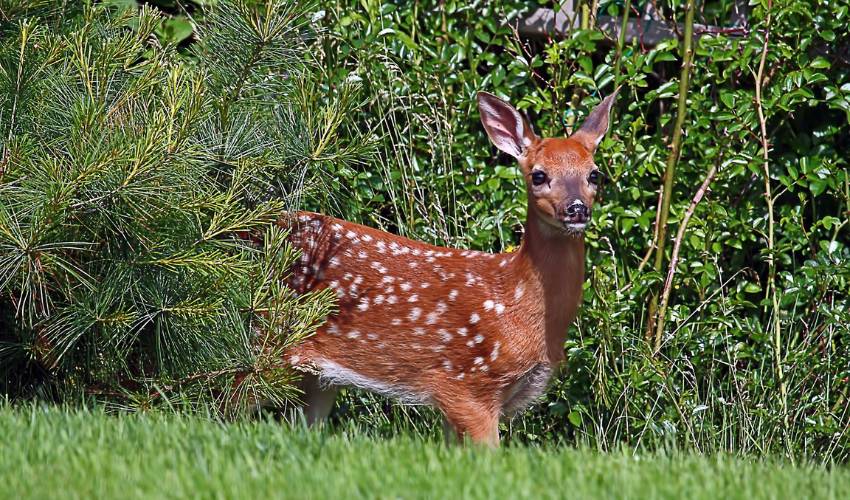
top-left (438, 395), bottom-right (501, 447)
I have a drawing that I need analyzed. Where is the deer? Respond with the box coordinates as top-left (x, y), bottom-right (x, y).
top-left (281, 89), bottom-right (618, 446)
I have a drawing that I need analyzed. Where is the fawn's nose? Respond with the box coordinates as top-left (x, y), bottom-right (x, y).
top-left (563, 201), bottom-right (590, 224)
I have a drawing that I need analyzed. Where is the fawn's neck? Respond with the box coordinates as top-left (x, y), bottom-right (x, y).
top-left (510, 207), bottom-right (586, 364)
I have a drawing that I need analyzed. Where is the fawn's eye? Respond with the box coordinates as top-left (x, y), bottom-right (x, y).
top-left (588, 170), bottom-right (603, 186)
top-left (531, 171), bottom-right (547, 186)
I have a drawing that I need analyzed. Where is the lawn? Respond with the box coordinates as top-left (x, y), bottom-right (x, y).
top-left (1, 406), bottom-right (847, 499)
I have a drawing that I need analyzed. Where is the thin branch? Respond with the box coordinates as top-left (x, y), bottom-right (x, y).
top-left (653, 164), bottom-right (718, 346)
top-left (613, 0), bottom-right (634, 86)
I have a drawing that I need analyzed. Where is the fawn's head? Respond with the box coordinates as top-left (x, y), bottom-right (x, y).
top-left (478, 90), bottom-right (618, 235)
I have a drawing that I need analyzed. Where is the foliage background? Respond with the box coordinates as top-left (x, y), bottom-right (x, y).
top-left (1, 0), bottom-right (848, 461)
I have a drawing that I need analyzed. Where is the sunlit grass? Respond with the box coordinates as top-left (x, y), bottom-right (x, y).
top-left (1, 406), bottom-right (848, 499)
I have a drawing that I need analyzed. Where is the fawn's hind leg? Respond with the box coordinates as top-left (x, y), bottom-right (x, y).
top-left (297, 373), bottom-right (338, 425)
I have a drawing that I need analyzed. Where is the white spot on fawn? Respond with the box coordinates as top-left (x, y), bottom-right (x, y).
top-left (413, 327), bottom-right (425, 336)
top-left (357, 297), bottom-right (370, 311)
top-left (490, 341), bottom-right (501, 361)
top-left (331, 223), bottom-right (343, 231)
top-left (421, 283), bottom-right (430, 289)
top-left (495, 303), bottom-right (505, 314)
top-left (474, 357), bottom-right (484, 365)
top-left (346, 230), bottom-right (357, 240)
top-left (347, 330), bottom-right (360, 339)
top-left (409, 308), bottom-right (422, 321)
top-left (408, 294), bottom-right (419, 303)
top-left (483, 299), bottom-right (494, 311)
top-left (376, 241), bottom-right (386, 253)
top-left (457, 327), bottom-right (468, 336)
top-left (353, 275), bottom-right (363, 285)
top-left (456, 373), bottom-right (465, 380)
top-left (367, 333), bottom-right (379, 340)
top-left (329, 256), bottom-right (341, 268)
top-left (473, 334), bottom-right (484, 344)
top-left (438, 329), bottom-right (452, 343)
top-left (387, 295), bottom-right (398, 304)
top-left (449, 289), bottom-right (459, 301)
top-left (361, 234), bottom-right (373, 242)
top-left (469, 313), bottom-right (480, 324)
top-left (382, 276), bottom-right (395, 284)
top-left (357, 251), bottom-right (368, 260)
top-left (391, 318), bottom-right (402, 326)
top-left (514, 284), bottom-right (525, 300)
top-left (374, 295), bottom-right (385, 305)
top-left (426, 311), bottom-right (440, 325)
top-left (442, 360), bottom-right (453, 371)
top-left (400, 282), bottom-right (412, 291)
top-left (409, 261), bottom-right (419, 268)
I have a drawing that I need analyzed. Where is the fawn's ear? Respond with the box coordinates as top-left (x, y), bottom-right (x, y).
top-left (571, 88), bottom-right (620, 153)
top-left (478, 92), bottom-right (537, 159)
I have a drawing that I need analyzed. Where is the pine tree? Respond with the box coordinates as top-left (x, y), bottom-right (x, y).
top-left (0, 0), bottom-right (368, 415)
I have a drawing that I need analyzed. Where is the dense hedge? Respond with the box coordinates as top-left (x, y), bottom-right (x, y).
top-left (1, 0), bottom-right (848, 460)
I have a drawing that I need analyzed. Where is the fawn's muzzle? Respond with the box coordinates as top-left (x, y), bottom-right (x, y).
top-left (562, 201), bottom-right (590, 225)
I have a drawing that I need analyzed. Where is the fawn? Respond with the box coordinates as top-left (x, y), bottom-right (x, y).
top-left (282, 90), bottom-right (618, 445)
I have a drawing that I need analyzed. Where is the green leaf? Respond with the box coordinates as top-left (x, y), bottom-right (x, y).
top-left (810, 57), bottom-right (831, 69)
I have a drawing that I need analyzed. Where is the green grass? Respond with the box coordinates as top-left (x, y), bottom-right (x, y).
top-left (1, 406), bottom-right (848, 499)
